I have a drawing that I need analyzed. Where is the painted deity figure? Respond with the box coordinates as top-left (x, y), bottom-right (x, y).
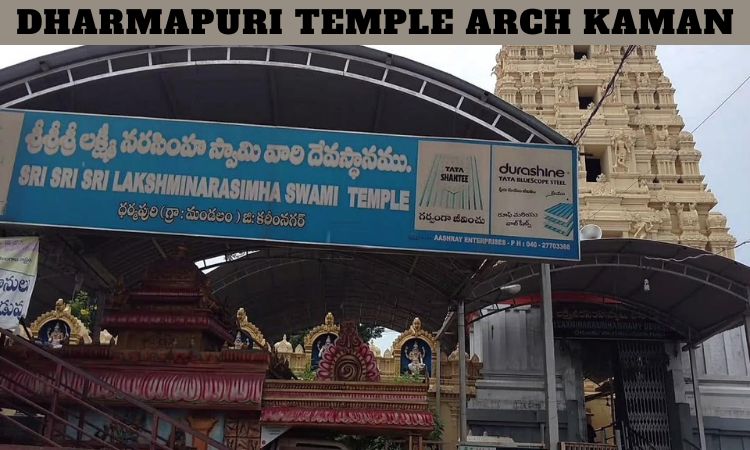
top-left (233, 331), bottom-right (245, 349)
top-left (318, 335), bottom-right (334, 358)
top-left (47, 322), bottom-right (66, 349)
top-left (407, 341), bottom-right (426, 375)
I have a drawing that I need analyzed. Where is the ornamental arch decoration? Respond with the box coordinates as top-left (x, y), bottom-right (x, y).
top-left (392, 317), bottom-right (438, 377)
top-left (235, 307), bottom-right (269, 350)
top-left (28, 298), bottom-right (91, 346)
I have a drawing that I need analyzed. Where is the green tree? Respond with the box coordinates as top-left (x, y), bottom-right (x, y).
top-left (358, 324), bottom-right (385, 343)
top-left (288, 328), bottom-right (310, 350)
top-left (69, 290), bottom-right (96, 329)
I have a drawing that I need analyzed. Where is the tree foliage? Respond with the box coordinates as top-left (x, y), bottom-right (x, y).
top-left (69, 290), bottom-right (96, 329)
top-left (358, 324), bottom-right (385, 343)
top-left (288, 328), bottom-right (310, 350)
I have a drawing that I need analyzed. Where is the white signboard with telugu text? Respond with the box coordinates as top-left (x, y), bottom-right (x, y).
top-left (0, 236), bottom-right (39, 330)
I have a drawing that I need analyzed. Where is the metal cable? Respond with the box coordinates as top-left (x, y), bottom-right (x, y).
top-left (573, 45), bottom-right (637, 145)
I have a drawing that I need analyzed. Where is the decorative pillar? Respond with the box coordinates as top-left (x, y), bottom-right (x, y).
top-left (634, 151), bottom-right (653, 177)
top-left (653, 149), bottom-right (679, 183)
top-left (186, 416), bottom-right (218, 450)
top-left (409, 434), bottom-right (424, 450)
top-left (497, 86), bottom-right (517, 104)
top-left (520, 86), bottom-right (538, 110)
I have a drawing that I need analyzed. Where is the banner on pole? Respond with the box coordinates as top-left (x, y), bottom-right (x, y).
top-left (0, 236), bottom-right (39, 330)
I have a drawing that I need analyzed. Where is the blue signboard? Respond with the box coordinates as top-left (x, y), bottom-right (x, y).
top-left (0, 109), bottom-right (580, 260)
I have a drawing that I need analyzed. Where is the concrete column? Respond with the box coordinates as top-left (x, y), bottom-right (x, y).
top-left (92, 290), bottom-right (105, 344)
top-left (541, 263), bottom-right (559, 450)
top-left (745, 315), bottom-right (750, 376)
top-left (458, 300), bottom-right (468, 443)
top-left (688, 345), bottom-right (707, 450)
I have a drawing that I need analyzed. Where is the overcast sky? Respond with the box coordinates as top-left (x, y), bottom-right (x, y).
top-left (1, 45), bottom-right (748, 349)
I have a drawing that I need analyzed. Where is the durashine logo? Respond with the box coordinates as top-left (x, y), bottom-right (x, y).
top-left (498, 162), bottom-right (566, 178)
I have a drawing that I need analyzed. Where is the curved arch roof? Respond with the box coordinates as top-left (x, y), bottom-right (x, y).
top-left (466, 239), bottom-right (750, 344)
top-left (0, 45), bottom-right (568, 144)
top-left (4, 44), bottom-right (566, 330)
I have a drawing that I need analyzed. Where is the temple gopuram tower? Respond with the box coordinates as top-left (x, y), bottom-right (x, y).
top-left (465, 45), bottom-right (750, 446)
top-left (494, 45), bottom-right (736, 255)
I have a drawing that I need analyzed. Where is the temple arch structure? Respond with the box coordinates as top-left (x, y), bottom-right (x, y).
top-left (0, 45), bottom-right (748, 450)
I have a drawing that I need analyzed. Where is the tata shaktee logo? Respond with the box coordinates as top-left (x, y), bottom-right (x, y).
top-left (418, 154), bottom-right (482, 211)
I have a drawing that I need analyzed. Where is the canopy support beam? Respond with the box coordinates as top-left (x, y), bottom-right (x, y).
top-left (541, 263), bottom-right (559, 450)
top-left (688, 345), bottom-right (707, 450)
top-left (458, 299), bottom-right (468, 443)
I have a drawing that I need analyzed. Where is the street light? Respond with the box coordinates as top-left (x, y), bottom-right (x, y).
top-left (581, 223), bottom-right (603, 240)
top-left (498, 283), bottom-right (521, 296)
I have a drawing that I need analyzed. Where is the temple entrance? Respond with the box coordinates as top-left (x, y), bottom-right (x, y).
top-left (614, 341), bottom-right (672, 450)
top-left (582, 341), bottom-right (673, 450)
top-left (566, 306), bottom-right (676, 450)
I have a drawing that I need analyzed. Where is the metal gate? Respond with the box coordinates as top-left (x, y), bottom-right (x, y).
top-left (615, 341), bottom-right (672, 450)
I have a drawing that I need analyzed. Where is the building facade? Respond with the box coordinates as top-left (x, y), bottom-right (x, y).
top-left (468, 45), bottom-right (750, 449)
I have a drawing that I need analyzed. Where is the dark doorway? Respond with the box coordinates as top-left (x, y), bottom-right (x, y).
top-left (614, 341), bottom-right (672, 450)
top-left (585, 158), bottom-right (602, 182)
top-left (579, 340), bottom-right (673, 450)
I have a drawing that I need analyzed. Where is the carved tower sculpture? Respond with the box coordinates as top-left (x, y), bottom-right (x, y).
top-left (494, 45), bottom-right (736, 255)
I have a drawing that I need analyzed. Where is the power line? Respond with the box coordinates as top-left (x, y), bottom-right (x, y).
top-left (566, 49), bottom-right (746, 262)
top-left (587, 178), bottom-right (640, 220)
top-left (572, 45), bottom-right (636, 145)
top-left (691, 72), bottom-right (750, 134)
top-left (576, 45), bottom-right (639, 221)
top-left (643, 240), bottom-right (749, 263)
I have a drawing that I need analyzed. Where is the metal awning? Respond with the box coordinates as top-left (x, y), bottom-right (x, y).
top-left (466, 239), bottom-right (750, 343)
top-left (0, 45), bottom-right (567, 327)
